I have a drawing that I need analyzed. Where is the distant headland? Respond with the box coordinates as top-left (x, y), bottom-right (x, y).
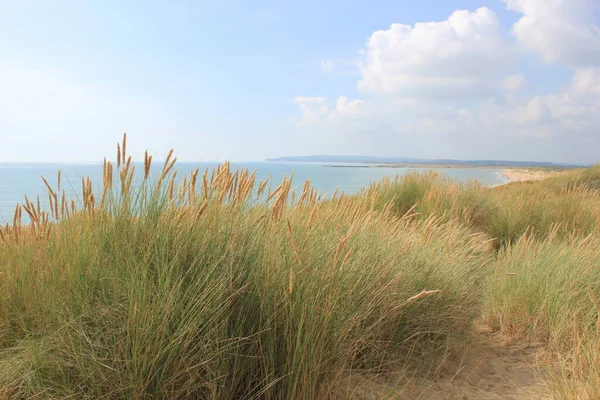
top-left (265, 155), bottom-right (585, 168)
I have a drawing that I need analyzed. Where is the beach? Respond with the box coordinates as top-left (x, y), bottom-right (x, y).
top-left (499, 168), bottom-right (559, 183)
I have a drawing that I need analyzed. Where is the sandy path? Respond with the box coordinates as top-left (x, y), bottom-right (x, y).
top-left (404, 322), bottom-right (552, 400)
top-left (343, 321), bottom-right (552, 399)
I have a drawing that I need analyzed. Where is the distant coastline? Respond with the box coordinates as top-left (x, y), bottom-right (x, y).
top-left (322, 163), bottom-right (567, 170)
top-left (266, 155), bottom-right (584, 169)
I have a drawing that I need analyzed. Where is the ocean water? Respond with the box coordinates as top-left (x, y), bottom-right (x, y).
top-left (0, 162), bottom-right (507, 223)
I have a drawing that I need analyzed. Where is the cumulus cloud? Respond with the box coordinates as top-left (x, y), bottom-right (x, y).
top-left (291, 5), bottom-right (600, 163)
top-left (294, 96), bottom-right (364, 126)
top-left (570, 67), bottom-right (600, 96)
top-left (524, 96), bottom-right (552, 123)
top-left (517, 68), bottom-right (600, 135)
top-left (357, 7), bottom-right (515, 99)
top-left (505, 0), bottom-right (600, 67)
top-left (500, 74), bottom-right (526, 91)
top-left (294, 97), bottom-right (330, 125)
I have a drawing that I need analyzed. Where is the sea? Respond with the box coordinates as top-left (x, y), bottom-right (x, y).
top-left (0, 162), bottom-right (508, 223)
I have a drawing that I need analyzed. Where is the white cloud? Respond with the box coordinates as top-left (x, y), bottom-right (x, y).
top-left (294, 97), bottom-right (330, 125)
top-left (357, 7), bottom-right (515, 99)
top-left (294, 96), bottom-right (364, 126)
top-left (500, 74), bottom-right (526, 91)
top-left (335, 96), bottom-right (364, 115)
top-left (292, 5), bottom-right (600, 163)
top-left (515, 68), bottom-right (600, 137)
top-left (524, 96), bottom-right (552, 122)
top-left (505, 0), bottom-right (600, 67)
top-left (570, 67), bottom-right (600, 96)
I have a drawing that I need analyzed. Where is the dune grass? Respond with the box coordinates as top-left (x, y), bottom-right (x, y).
top-left (483, 234), bottom-right (600, 399)
top-left (0, 137), bottom-right (490, 399)
top-left (371, 166), bottom-right (600, 398)
top-left (370, 166), bottom-right (600, 248)
top-left (0, 136), bottom-right (598, 398)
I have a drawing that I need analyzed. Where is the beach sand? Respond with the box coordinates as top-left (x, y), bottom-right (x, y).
top-left (500, 169), bottom-right (557, 183)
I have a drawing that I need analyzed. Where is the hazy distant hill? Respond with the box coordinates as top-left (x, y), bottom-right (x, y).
top-left (265, 155), bottom-right (582, 168)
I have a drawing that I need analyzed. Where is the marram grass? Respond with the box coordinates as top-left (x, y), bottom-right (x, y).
top-left (1, 135), bottom-right (599, 398)
top-left (0, 136), bottom-right (489, 399)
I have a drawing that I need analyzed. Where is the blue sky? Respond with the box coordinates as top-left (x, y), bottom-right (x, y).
top-left (1, 0), bottom-right (599, 163)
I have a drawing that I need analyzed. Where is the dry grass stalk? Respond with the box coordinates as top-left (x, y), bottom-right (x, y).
top-left (332, 187), bottom-right (339, 200)
top-left (242, 171), bottom-right (257, 204)
top-left (12, 204), bottom-right (21, 245)
top-left (394, 290), bottom-right (441, 311)
top-left (573, 313), bottom-right (581, 378)
top-left (217, 173), bottom-right (234, 204)
top-left (227, 173), bottom-right (236, 200)
top-left (41, 177), bottom-right (57, 200)
top-left (22, 206), bottom-right (37, 231)
top-left (310, 190), bottom-right (318, 206)
top-left (321, 207), bottom-right (337, 227)
top-left (144, 150), bottom-right (152, 180)
top-left (179, 175), bottom-right (188, 201)
top-left (101, 159), bottom-right (114, 209)
top-left (349, 199), bottom-right (365, 223)
top-left (267, 183), bottom-right (284, 203)
top-left (127, 163), bottom-right (135, 193)
top-left (189, 168), bottom-right (199, 199)
top-left (157, 150), bottom-right (176, 187)
top-left (306, 204), bottom-right (318, 229)
top-left (286, 219), bottom-right (302, 264)
top-left (296, 179), bottom-right (311, 206)
top-left (168, 171), bottom-right (178, 200)
top-left (340, 247), bottom-right (354, 271)
top-left (202, 169), bottom-right (209, 200)
top-left (61, 191), bottom-right (68, 219)
top-left (257, 177), bottom-right (270, 198)
top-left (47, 192), bottom-right (55, 220)
top-left (334, 228), bottom-right (354, 264)
top-left (194, 200), bottom-right (209, 221)
top-left (117, 143), bottom-right (122, 168)
top-left (122, 132), bottom-right (127, 163)
top-left (271, 178), bottom-right (291, 221)
top-left (211, 162), bottom-right (229, 190)
top-left (590, 290), bottom-right (600, 367)
top-left (336, 192), bottom-right (344, 208)
top-left (236, 170), bottom-right (246, 196)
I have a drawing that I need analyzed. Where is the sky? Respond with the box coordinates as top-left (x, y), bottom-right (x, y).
top-left (0, 0), bottom-right (599, 164)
